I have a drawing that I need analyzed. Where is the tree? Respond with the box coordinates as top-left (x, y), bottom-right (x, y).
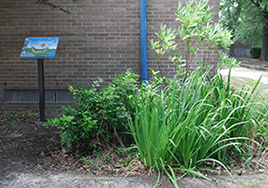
top-left (219, 0), bottom-right (243, 57)
top-left (220, 0), bottom-right (268, 61)
top-left (151, 0), bottom-right (233, 79)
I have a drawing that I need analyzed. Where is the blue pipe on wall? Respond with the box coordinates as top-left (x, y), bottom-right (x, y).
top-left (140, 0), bottom-right (148, 85)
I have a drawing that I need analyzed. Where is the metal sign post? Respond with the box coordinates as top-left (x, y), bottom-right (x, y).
top-left (37, 59), bottom-right (46, 121)
top-left (20, 37), bottom-right (59, 122)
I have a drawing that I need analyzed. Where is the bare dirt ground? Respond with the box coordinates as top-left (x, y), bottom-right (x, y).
top-left (1, 65), bottom-right (268, 188)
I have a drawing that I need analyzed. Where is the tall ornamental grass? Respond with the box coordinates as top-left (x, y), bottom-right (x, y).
top-left (128, 67), bottom-right (266, 185)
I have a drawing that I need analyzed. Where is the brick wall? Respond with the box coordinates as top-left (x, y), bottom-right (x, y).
top-left (0, 0), bottom-right (219, 111)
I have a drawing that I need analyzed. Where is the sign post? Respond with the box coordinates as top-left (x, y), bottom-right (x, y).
top-left (20, 37), bottom-right (59, 122)
top-left (37, 59), bottom-right (46, 121)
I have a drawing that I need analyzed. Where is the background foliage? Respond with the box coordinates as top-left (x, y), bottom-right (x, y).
top-left (220, 0), bottom-right (268, 60)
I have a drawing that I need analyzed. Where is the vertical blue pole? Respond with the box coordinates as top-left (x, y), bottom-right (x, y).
top-left (140, 0), bottom-right (148, 85)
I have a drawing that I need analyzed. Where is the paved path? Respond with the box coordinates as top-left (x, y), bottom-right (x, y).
top-left (219, 67), bottom-right (268, 84)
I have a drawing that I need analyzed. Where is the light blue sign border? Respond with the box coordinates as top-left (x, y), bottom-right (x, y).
top-left (20, 37), bottom-right (59, 59)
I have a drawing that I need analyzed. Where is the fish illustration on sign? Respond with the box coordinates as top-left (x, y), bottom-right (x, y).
top-left (31, 47), bottom-right (46, 53)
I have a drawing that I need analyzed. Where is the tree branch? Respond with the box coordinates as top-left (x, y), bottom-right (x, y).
top-left (250, 0), bottom-right (261, 8)
top-left (36, 0), bottom-right (76, 14)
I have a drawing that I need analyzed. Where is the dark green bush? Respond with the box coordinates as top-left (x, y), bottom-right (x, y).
top-left (250, 47), bottom-right (262, 59)
top-left (45, 69), bottom-right (139, 149)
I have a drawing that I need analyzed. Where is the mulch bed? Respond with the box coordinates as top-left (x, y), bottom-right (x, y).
top-left (0, 110), bottom-right (61, 179)
top-left (0, 110), bottom-right (156, 182)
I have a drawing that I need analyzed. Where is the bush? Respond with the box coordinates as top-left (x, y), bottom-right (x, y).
top-left (250, 47), bottom-right (262, 59)
top-left (45, 69), bottom-right (139, 149)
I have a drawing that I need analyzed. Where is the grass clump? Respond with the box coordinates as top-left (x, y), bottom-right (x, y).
top-left (128, 66), bottom-right (268, 187)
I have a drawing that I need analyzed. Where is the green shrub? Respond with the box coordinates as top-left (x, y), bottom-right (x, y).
top-left (45, 69), bottom-right (139, 149)
top-left (250, 47), bottom-right (261, 59)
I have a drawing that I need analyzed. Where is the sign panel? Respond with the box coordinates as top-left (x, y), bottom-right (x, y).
top-left (20, 37), bottom-right (59, 59)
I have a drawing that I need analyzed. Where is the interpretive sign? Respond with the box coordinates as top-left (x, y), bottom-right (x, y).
top-left (20, 37), bottom-right (59, 59)
top-left (19, 37), bottom-right (59, 122)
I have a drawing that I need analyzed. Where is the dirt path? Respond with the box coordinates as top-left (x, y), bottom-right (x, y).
top-left (1, 168), bottom-right (268, 188)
